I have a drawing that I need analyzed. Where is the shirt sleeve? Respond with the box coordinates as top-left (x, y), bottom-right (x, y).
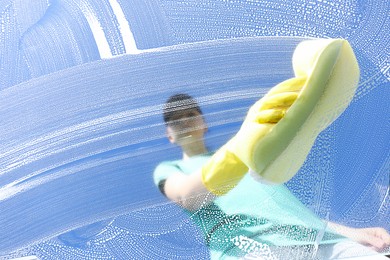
top-left (153, 161), bottom-right (183, 187)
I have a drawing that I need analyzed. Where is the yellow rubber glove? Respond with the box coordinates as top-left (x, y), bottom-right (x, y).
top-left (201, 39), bottom-right (360, 195)
top-left (201, 144), bottom-right (249, 195)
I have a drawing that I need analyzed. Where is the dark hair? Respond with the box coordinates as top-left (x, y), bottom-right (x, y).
top-left (163, 93), bottom-right (202, 124)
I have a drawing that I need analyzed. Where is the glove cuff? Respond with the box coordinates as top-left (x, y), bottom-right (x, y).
top-left (201, 144), bottom-right (248, 196)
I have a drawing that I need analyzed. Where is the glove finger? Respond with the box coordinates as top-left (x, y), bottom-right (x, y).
top-left (256, 109), bottom-right (286, 123)
top-left (261, 92), bottom-right (299, 110)
top-left (267, 77), bottom-right (306, 95)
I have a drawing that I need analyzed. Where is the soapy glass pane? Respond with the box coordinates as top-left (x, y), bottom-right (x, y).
top-left (0, 0), bottom-right (388, 259)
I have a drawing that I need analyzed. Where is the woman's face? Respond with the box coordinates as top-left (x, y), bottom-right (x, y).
top-left (166, 108), bottom-right (207, 145)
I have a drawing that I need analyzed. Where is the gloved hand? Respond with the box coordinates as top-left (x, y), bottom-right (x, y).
top-left (201, 39), bottom-right (360, 195)
top-left (200, 78), bottom-right (302, 195)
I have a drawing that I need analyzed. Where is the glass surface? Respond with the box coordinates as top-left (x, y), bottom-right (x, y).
top-left (0, 0), bottom-right (388, 259)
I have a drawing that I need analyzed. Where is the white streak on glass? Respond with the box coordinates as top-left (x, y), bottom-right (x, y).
top-left (79, 2), bottom-right (112, 59)
top-left (107, 0), bottom-right (139, 54)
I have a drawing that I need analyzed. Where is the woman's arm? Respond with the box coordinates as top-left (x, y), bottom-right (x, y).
top-left (163, 170), bottom-right (216, 212)
top-left (328, 221), bottom-right (390, 251)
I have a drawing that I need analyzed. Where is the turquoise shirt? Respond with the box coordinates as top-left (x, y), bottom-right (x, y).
top-left (154, 153), bottom-right (346, 259)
